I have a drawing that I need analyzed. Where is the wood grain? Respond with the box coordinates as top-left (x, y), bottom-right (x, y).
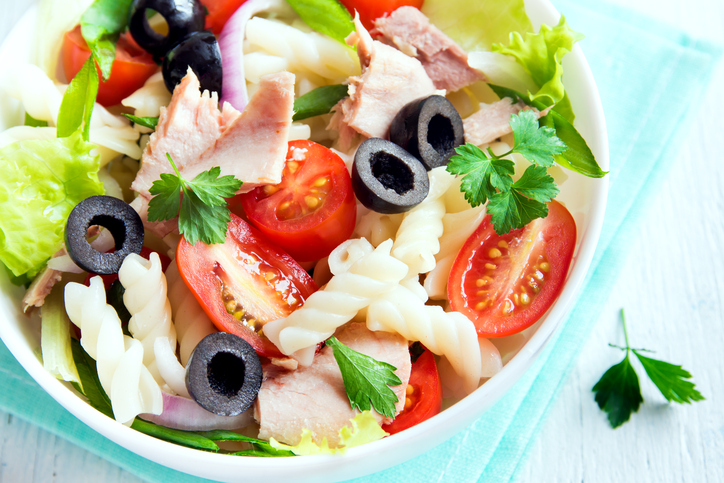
top-left (1, 0), bottom-right (723, 482)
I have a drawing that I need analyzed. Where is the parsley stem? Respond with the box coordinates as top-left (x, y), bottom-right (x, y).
top-left (620, 309), bottom-right (631, 353)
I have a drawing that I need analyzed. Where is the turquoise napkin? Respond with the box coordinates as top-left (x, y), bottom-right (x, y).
top-left (0, 0), bottom-right (719, 481)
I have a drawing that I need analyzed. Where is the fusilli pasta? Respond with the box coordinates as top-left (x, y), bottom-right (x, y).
top-left (64, 277), bottom-right (162, 424)
top-left (391, 167), bottom-right (457, 276)
top-left (366, 285), bottom-right (483, 394)
top-left (118, 253), bottom-right (177, 385)
top-left (263, 238), bottom-right (408, 366)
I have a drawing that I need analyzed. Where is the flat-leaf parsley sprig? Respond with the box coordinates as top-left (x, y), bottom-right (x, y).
top-left (147, 153), bottom-right (243, 245)
top-left (446, 110), bottom-right (566, 235)
top-left (326, 336), bottom-right (402, 419)
top-left (592, 309), bottom-right (704, 429)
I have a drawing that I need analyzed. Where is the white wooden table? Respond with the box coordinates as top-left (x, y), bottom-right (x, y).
top-left (1, 0), bottom-right (723, 481)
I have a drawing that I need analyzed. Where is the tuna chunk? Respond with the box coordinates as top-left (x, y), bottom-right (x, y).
top-left (255, 323), bottom-right (411, 447)
top-left (22, 265), bottom-right (62, 313)
top-left (183, 71), bottom-right (295, 192)
top-left (373, 7), bottom-right (486, 92)
top-left (463, 98), bottom-right (546, 146)
top-left (329, 17), bottom-right (436, 150)
top-left (131, 69), bottom-right (240, 199)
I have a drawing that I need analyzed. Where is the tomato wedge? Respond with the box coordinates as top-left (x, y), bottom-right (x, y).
top-left (448, 200), bottom-right (577, 338)
top-left (176, 214), bottom-right (318, 358)
top-left (62, 25), bottom-right (158, 107)
top-left (382, 349), bottom-right (442, 434)
top-left (238, 140), bottom-right (356, 262)
top-left (339, 0), bottom-right (423, 31)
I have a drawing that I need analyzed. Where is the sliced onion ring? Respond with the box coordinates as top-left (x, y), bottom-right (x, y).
top-left (218, 0), bottom-right (294, 111)
top-left (140, 391), bottom-right (254, 431)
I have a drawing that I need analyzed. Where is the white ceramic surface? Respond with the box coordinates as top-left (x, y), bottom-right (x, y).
top-left (0, 1), bottom-right (609, 481)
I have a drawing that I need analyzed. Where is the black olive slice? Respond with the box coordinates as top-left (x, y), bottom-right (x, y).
top-left (65, 196), bottom-right (144, 275)
top-left (389, 95), bottom-right (464, 170)
top-left (162, 31), bottom-right (223, 94)
top-left (186, 332), bottom-right (263, 417)
top-left (128, 0), bottom-right (206, 58)
top-left (352, 138), bottom-right (430, 214)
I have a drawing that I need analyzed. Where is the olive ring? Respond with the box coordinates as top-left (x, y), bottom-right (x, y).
top-left (64, 195), bottom-right (145, 275)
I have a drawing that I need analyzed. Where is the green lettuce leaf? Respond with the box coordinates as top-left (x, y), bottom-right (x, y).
top-left (284, 0), bottom-right (354, 45)
top-left (422, 0), bottom-right (532, 52)
top-left (269, 411), bottom-right (388, 456)
top-left (81, 0), bottom-right (134, 80)
top-left (0, 130), bottom-right (104, 277)
top-left (57, 56), bottom-right (99, 141)
top-left (492, 16), bottom-right (583, 122)
top-left (41, 276), bottom-right (83, 384)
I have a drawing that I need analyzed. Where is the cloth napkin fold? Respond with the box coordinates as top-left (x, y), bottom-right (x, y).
top-left (0, 0), bottom-right (720, 481)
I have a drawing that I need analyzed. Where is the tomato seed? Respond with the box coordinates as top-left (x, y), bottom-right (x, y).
top-left (498, 240), bottom-right (509, 249)
top-left (520, 293), bottom-right (530, 305)
top-left (406, 385), bottom-right (415, 396)
top-left (488, 248), bottom-right (502, 258)
top-left (485, 263), bottom-right (497, 270)
top-left (539, 262), bottom-right (550, 272)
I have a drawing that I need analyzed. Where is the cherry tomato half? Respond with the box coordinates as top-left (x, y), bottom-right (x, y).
top-left (200, 0), bottom-right (249, 35)
top-left (383, 349), bottom-right (442, 434)
top-left (238, 140), bottom-right (357, 263)
top-left (339, 0), bottom-right (423, 31)
top-left (176, 214), bottom-right (318, 358)
top-left (62, 25), bottom-right (158, 107)
top-left (448, 200), bottom-right (577, 338)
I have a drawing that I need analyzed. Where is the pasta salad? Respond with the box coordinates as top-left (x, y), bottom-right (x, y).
top-left (0, 0), bottom-right (605, 457)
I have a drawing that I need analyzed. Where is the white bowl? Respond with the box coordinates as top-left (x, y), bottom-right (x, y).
top-left (0, 1), bottom-right (608, 481)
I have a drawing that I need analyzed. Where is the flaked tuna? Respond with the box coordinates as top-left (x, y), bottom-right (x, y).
top-left (373, 7), bottom-right (486, 92)
top-left (131, 69), bottom-right (240, 199)
top-left (255, 323), bottom-right (411, 447)
top-left (463, 98), bottom-right (547, 146)
top-left (329, 17), bottom-right (436, 151)
top-left (183, 71), bottom-right (295, 192)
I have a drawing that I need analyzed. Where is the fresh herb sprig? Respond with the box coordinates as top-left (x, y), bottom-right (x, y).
top-left (326, 336), bottom-right (402, 419)
top-left (593, 310), bottom-right (704, 428)
top-left (147, 153), bottom-right (242, 245)
top-left (447, 110), bottom-right (565, 234)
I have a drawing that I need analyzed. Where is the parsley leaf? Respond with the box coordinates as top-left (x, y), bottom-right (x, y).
top-left (510, 110), bottom-right (567, 167)
top-left (147, 154), bottom-right (242, 245)
top-left (447, 144), bottom-right (514, 207)
top-left (593, 310), bottom-right (704, 428)
top-left (326, 336), bottom-right (402, 419)
top-left (633, 351), bottom-right (705, 405)
top-left (592, 353), bottom-right (642, 428)
top-left (448, 112), bottom-right (564, 234)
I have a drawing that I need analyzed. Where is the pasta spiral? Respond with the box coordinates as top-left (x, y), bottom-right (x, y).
top-left (118, 253), bottom-right (176, 385)
top-left (64, 277), bottom-right (162, 424)
top-left (366, 285), bottom-right (482, 394)
top-left (391, 167), bottom-right (457, 276)
top-left (263, 238), bottom-right (408, 366)
top-left (165, 260), bottom-right (216, 366)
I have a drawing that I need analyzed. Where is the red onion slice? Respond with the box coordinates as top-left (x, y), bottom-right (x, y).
top-left (140, 392), bottom-right (254, 431)
top-left (218, 0), bottom-right (293, 111)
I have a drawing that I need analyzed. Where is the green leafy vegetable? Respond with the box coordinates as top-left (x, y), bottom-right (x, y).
top-left (70, 337), bottom-right (114, 418)
top-left (80, 0), bottom-right (134, 80)
top-left (422, 0), bottom-right (532, 52)
top-left (41, 278), bottom-right (82, 385)
top-left (326, 336), bottom-right (401, 419)
top-left (593, 310), bottom-right (704, 428)
top-left (492, 16), bottom-right (583, 122)
top-left (123, 114), bottom-right (159, 130)
top-left (131, 419), bottom-right (221, 452)
top-left (24, 112), bottom-right (48, 128)
top-left (269, 411), bottom-right (387, 455)
top-left (197, 430), bottom-right (295, 456)
top-left (0, 130), bottom-right (104, 277)
top-left (488, 84), bottom-right (607, 178)
top-left (284, 0), bottom-right (354, 45)
top-left (57, 56), bottom-right (100, 141)
top-left (292, 84), bottom-right (349, 121)
top-left (147, 153), bottom-right (243, 245)
top-left (447, 110), bottom-right (562, 234)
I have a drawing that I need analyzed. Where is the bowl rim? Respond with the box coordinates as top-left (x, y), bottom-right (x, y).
top-left (0, 0), bottom-right (609, 480)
